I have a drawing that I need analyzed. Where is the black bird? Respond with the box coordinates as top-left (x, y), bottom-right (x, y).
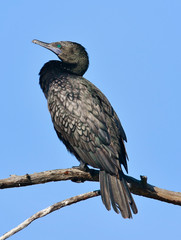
top-left (32, 39), bottom-right (138, 218)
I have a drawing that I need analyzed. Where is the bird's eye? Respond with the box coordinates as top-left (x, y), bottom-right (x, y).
top-left (57, 44), bottom-right (61, 48)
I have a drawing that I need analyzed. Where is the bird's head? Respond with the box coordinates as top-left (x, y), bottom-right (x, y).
top-left (32, 39), bottom-right (89, 76)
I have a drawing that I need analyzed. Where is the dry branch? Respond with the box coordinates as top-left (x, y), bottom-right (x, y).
top-left (0, 190), bottom-right (100, 240)
top-left (0, 168), bottom-right (181, 206)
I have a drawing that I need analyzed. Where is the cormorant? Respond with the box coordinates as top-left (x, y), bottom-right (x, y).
top-left (32, 39), bottom-right (138, 218)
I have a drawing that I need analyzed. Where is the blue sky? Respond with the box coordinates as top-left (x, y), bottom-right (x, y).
top-left (1, 0), bottom-right (181, 239)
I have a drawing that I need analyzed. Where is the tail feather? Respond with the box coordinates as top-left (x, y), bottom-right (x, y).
top-left (119, 173), bottom-right (138, 214)
top-left (100, 170), bottom-right (138, 218)
top-left (108, 173), bottom-right (126, 215)
top-left (100, 171), bottom-right (111, 211)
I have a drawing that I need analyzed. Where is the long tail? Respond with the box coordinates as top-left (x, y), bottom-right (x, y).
top-left (99, 170), bottom-right (138, 218)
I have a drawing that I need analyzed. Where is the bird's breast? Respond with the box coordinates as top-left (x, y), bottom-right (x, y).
top-left (47, 77), bottom-right (83, 134)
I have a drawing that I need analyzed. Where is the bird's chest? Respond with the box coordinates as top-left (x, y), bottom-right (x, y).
top-left (47, 78), bottom-right (84, 135)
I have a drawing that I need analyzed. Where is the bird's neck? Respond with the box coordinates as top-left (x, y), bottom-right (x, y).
top-left (62, 61), bottom-right (88, 76)
top-left (39, 60), bottom-right (88, 98)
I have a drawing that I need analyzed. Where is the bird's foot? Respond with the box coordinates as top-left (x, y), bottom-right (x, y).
top-left (72, 161), bottom-right (89, 172)
top-left (71, 162), bottom-right (89, 183)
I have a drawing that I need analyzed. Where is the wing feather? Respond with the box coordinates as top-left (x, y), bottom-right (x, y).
top-left (48, 75), bottom-right (128, 174)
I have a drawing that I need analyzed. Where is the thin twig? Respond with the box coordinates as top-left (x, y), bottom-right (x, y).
top-left (0, 190), bottom-right (100, 240)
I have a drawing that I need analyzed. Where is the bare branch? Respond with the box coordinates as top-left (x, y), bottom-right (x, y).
top-left (0, 168), bottom-right (98, 189)
top-left (1, 168), bottom-right (181, 206)
top-left (125, 175), bottom-right (181, 206)
top-left (0, 190), bottom-right (100, 240)
top-left (1, 168), bottom-right (180, 239)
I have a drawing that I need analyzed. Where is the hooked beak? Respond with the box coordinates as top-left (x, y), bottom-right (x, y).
top-left (32, 39), bottom-right (62, 55)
